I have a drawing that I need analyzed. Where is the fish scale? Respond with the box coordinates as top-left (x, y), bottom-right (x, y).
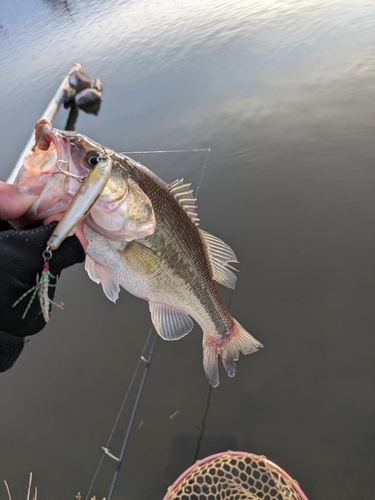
top-left (123, 157), bottom-right (232, 335)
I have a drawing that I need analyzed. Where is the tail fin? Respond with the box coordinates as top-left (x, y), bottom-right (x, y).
top-left (203, 319), bottom-right (263, 387)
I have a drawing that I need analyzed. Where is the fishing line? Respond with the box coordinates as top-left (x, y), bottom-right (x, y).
top-left (121, 149), bottom-right (212, 196)
top-left (193, 385), bottom-right (213, 463)
top-left (85, 148), bottom-right (211, 499)
top-left (121, 148), bottom-right (211, 154)
top-left (192, 258), bottom-right (240, 465)
top-left (195, 148), bottom-right (211, 198)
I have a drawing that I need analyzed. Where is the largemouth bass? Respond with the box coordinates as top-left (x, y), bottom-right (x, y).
top-left (17, 122), bottom-right (263, 386)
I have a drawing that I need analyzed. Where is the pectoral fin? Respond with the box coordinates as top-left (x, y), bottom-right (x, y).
top-left (120, 241), bottom-right (161, 275)
top-left (149, 302), bottom-right (194, 340)
top-left (85, 255), bottom-right (120, 303)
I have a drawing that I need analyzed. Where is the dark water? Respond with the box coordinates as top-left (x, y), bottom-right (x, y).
top-left (1, 0), bottom-right (375, 498)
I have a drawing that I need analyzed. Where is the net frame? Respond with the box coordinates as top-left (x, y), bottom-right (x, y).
top-left (163, 450), bottom-right (309, 500)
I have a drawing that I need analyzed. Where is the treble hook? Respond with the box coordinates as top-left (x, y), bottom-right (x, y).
top-left (53, 159), bottom-right (86, 183)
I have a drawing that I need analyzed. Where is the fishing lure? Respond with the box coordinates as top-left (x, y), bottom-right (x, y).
top-left (12, 247), bottom-right (60, 322)
top-left (47, 155), bottom-right (113, 250)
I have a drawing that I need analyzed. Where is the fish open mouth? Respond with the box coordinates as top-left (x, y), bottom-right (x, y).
top-left (33, 119), bottom-right (54, 151)
top-left (25, 119), bottom-right (75, 180)
top-left (14, 120), bottom-right (63, 182)
top-left (32, 119), bottom-right (65, 157)
top-left (18, 121), bottom-right (79, 221)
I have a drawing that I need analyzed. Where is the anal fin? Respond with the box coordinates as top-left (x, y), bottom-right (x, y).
top-left (149, 302), bottom-right (194, 340)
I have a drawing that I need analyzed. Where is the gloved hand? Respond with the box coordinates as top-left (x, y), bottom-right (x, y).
top-left (0, 331), bottom-right (26, 373)
top-left (0, 221), bottom-right (85, 337)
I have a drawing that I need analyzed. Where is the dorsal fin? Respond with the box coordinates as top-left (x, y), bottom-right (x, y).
top-left (168, 178), bottom-right (200, 226)
top-left (199, 229), bottom-right (239, 289)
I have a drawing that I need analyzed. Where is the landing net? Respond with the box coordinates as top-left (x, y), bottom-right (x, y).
top-left (163, 451), bottom-right (308, 500)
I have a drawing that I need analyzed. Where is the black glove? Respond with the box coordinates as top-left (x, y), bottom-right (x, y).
top-left (0, 221), bottom-right (85, 337)
top-left (0, 330), bottom-right (26, 373)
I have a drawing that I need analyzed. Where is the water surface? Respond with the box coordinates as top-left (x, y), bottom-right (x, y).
top-left (1, 1), bottom-right (374, 498)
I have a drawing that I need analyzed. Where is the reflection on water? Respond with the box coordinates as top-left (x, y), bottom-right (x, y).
top-left (41, 0), bottom-right (73, 19)
top-left (64, 99), bottom-right (102, 131)
top-left (1, 0), bottom-right (375, 499)
top-left (1, 0), bottom-right (373, 175)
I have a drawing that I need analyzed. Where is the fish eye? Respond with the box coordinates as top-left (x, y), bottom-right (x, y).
top-left (87, 151), bottom-right (100, 167)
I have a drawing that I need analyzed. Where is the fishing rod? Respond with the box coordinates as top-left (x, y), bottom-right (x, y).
top-left (106, 329), bottom-right (158, 499)
top-left (83, 325), bottom-right (155, 499)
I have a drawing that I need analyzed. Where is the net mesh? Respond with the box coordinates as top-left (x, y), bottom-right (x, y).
top-left (164, 451), bottom-right (308, 500)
